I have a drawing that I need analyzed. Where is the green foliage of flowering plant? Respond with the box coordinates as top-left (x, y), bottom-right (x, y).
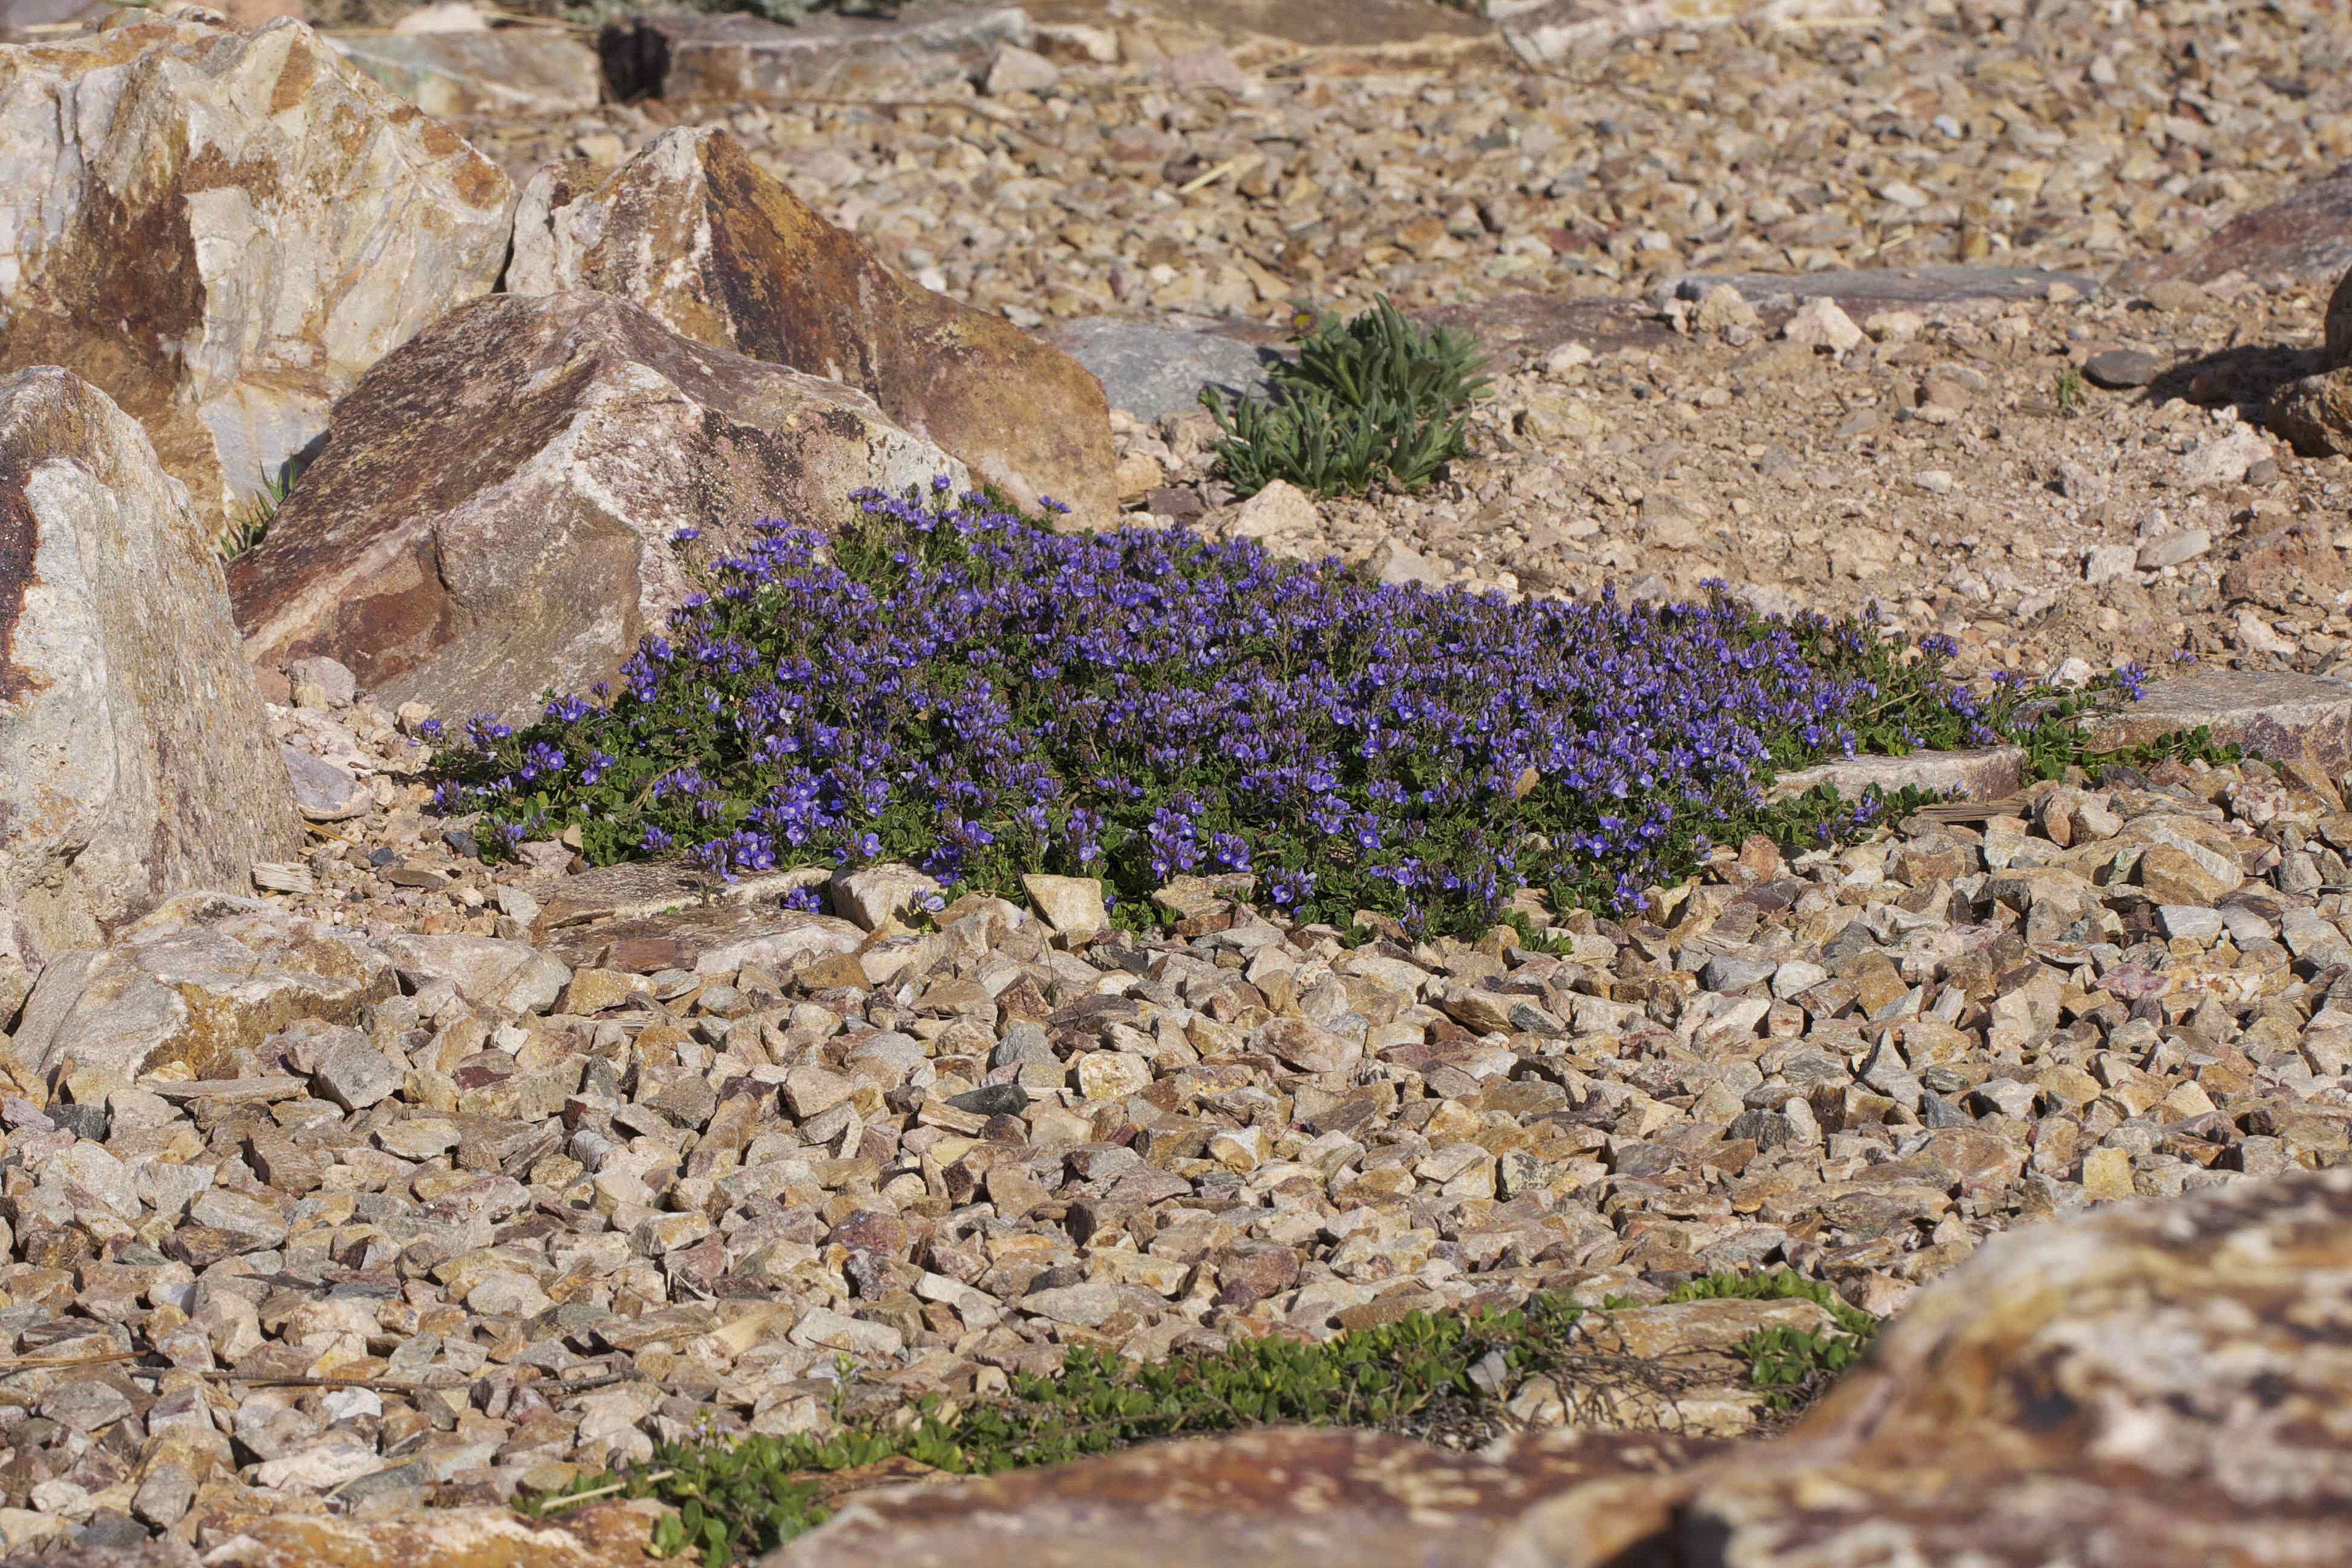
top-left (522, 1272), bottom-right (1876, 1567)
top-left (1201, 295), bottom-right (1491, 498)
top-left (425, 483), bottom-right (2210, 944)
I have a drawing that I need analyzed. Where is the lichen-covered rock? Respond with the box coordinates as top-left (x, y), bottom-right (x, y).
top-left (0, 368), bottom-right (301, 1021)
top-left (1508, 1166), bottom-right (2352, 1568)
top-left (5, 892), bottom-right (393, 1089)
top-left (509, 129), bottom-right (1115, 527)
top-left (229, 290), bottom-right (964, 722)
top-left (0, 15), bottom-right (510, 533)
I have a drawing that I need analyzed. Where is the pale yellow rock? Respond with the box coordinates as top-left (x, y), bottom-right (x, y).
top-left (2081, 1145), bottom-right (2135, 1202)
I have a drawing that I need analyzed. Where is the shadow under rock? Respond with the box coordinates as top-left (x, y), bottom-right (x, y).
top-left (2142, 340), bottom-right (2321, 409)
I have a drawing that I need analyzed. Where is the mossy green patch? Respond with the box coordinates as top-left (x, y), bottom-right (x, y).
top-left (523, 1269), bottom-right (1880, 1566)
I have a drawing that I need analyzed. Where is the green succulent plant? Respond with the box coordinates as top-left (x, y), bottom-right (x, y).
top-left (1202, 294), bottom-right (1491, 500)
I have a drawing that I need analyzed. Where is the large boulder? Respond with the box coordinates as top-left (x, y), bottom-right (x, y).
top-left (228, 290), bottom-right (965, 722)
top-left (509, 128), bottom-right (1115, 527)
top-left (1504, 1166), bottom-right (2352, 1567)
top-left (0, 15), bottom-right (511, 535)
top-left (0, 368), bottom-right (302, 1025)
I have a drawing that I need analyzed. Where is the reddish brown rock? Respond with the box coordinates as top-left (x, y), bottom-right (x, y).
top-left (2084, 670), bottom-right (2352, 776)
top-left (2149, 160), bottom-right (2352, 284)
top-left (509, 128), bottom-right (1116, 528)
top-left (0, 15), bottom-right (510, 535)
top-left (228, 290), bottom-right (962, 722)
top-left (1506, 1168), bottom-right (2352, 1568)
top-left (760, 1426), bottom-right (1726, 1568)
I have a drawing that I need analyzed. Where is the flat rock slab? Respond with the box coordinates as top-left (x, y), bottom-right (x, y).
top-left (279, 744), bottom-right (370, 822)
top-left (1420, 292), bottom-right (1679, 360)
top-left (1499, 0), bottom-right (1884, 65)
top-left (1664, 265), bottom-right (2099, 321)
top-left (1032, 0), bottom-right (1499, 70)
top-left (2085, 670), bottom-right (2352, 774)
top-left (529, 860), bottom-right (831, 933)
top-left (194, 1502), bottom-right (665, 1568)
top-left (601, 4), bottom-right (1030, 103)
top-left (544, 903), bottom-right (863, 978)
top-left (324, 28), bottom-right (603, 117)
top-left (763, 1426), bottom-right (1726, 1568)
top-left (2141, 160), bottom-right (2352, 285)
top-left (1042, 318), bottom-right (1282, 425)
top-left (1767, 746), bottom-right (2028, 806)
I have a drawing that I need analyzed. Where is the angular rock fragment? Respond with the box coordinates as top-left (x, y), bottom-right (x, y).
top-left (509, 129), bottom-right (1115, 526)
top-left (6, 893), bottom-right (393, 1089)
top-left (0, 369), bottom-right (301, 1019)
top-left (229, 291), bottom-right (963, 721)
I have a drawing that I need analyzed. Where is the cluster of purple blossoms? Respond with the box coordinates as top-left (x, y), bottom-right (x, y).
top-left (426, 482), bottom-right (2025, 937)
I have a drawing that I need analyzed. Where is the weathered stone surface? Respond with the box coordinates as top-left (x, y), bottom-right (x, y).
top-left (1129, 0), bottom-right (1497, 71)
top-left (0, 369), bottom-right (301, 1021)
top-left (2085, 670), bottom-right (2352, 775)
top-left (324, 26), bottom-right (601, 116)
top-left (0, 0), bottom-right (106, 30)
top-left (2266, 366), bottom-right (2352, 457)
top-left (5, 892), bottom-right (393, 1089)
top-left (229, 290), bottom-right (963, 721)
top-left (1500, 0), bottom-right (1883, 64)
top-left (543, 900), bottom-right (863, 977)
top-left (528, 859), bottom-right (832, 935)
top-left (508, 129), bottom-right (1114, 526)
top-left (1041, 318), bottom-right (1279, 426)
top-left (599, 4), bottom-right (1031, 105)
top-left (0, 16), bottom-right (511, 533)
top-left (378, 932), bottom-right (567, 1014)
top-left (279, 743), bottom-right (368, 821)
top-left (1766, 745), bottom-right (2027, 805)
top-left (1514, 1168), bottom-right (2352, 1568)
top-left (2151, 160), bottom-right (2352, 284)
top-left (197, 1503), bottom-right (664, 1568)
top-left (764, 1427), bottom-right (1725, 1568)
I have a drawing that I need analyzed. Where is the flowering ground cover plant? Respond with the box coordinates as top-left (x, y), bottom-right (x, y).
top-left (428, 480), bottom-right (2180, 940)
